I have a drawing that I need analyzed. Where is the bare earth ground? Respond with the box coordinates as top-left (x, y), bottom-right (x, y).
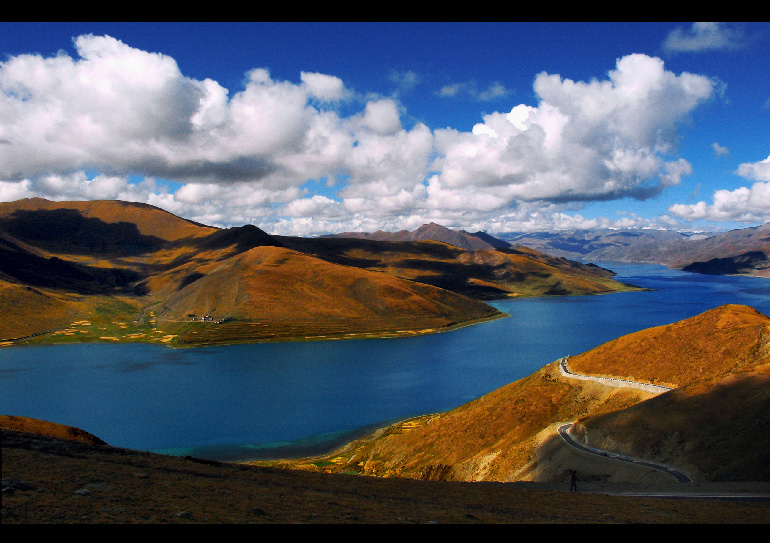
top-left (3, 429), bottom-right (769, 524)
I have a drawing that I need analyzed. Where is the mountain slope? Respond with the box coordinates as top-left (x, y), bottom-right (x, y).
top-left (0, 197), bottom-right (215, 243)
top-left (0, 199), bottom-right (506, 345)
top-left (278, 235), bottom-right (637, 300)
top-left (6, 424), bottom-right (767, 524)
top-left (263, 304), bottom-right (770, 483)
top-left (568, 304), bottom-right (770, 386)
top-left (150, 244), bottom-right (501, 345)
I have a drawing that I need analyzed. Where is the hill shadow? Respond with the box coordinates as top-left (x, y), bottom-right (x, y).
top-left (0, 237), bottom-right (146, 295)
top-left (683, 251), bottom-right (768, 275)
top-left (194, 224), bottom-right (283, 256)
top-left (274, 236), bottom-right (469, 271)
top-left (0, 208), bottom-right (166, 256)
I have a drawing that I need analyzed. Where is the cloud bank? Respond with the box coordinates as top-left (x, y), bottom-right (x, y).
top-left (2, 33), bottom-right (761, 234)
top-left (669, 155), bottom-right (770, 224)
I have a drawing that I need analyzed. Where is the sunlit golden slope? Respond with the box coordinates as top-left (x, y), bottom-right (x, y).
top-left (0, 415), bottom-right (106, 445)
top-left (147, 244), bottom-right (501, 345)
top-left (0, 280), bottom-right (77, 342)
top-left (156, 245), bottom-right (494, 322)
top-left (0, 199), bottom-right (502, 345)
top-left (263, 304), bottom-right (770, 483)
top-left (0, 198), bottom-right (637, 347)
top-left (568, 304), bottom-right (770, 387)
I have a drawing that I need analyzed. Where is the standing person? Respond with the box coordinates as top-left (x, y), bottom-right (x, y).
top-left (570, 470), bottom-right (577, 492)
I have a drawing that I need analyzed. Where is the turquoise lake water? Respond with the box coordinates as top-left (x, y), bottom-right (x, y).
top-left (1, 262), bottom-right (769, 461)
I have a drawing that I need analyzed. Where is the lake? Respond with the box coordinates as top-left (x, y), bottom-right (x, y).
top-left (2, 262), bottom-right (769, 461)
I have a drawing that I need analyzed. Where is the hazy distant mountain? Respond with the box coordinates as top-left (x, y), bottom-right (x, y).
top-left (499, 225), bottom-right (770, 278)
top-left (670, 223), bottom-right (770, 277)
top-left (498, 228), bottom-right (705, 262)
top-left (330, 222), bottom-right (512, 252)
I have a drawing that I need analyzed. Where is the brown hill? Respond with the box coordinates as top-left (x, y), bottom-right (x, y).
top-left (0, 199), bottom-right (504, 346)
top-left (567, 304), bottom-right (770, 387)
top-left (150, 244), bottom-right (500, 345)
top-left (0, 198), bottom-right (636, 347)
top-left (575, 369), bottom-right (770, 482)
top-left (278, 235), bottom-right (636, 301)
top-left (0, 197), bottom-right (215, 243)
top-left (261, 304), bottom-right (770, 484)
top-left (261, 360), bottom-right (658, 482)
top-left (0, 280), bottom-right (79, 343)
top-left (0, 415), bottom-right (106, 445)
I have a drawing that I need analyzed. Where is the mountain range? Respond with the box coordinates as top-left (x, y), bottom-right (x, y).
top-left (331, 222), bottom-right (513, 251)
top-left (0, 198), bottom-right (635, 346)
top-left (332, 222), bottom-right (770, 278)
top-left (499, 225), bottom-right (770, 277)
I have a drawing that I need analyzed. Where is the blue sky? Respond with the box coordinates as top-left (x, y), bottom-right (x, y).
top-left (1, 22), bottom-right (768, 235)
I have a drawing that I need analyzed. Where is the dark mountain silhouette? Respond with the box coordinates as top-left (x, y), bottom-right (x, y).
top-left (682, 251), bottom-right (769, 275)
top-left (194, 224), bottom-right (283, 253)
top-left (0, 233), bottom-right (145, 294)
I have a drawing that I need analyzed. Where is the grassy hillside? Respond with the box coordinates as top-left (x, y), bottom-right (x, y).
top-left (0, 415), bottom-right (107, 445)
top-left (576, 370), bottom-right (770, 481)
top-left (259, 360), bottom-right (656, 482)
top-left (0, 197), bottom-right (215, 242)
top-left (259, 304), bottom-right (770, 483)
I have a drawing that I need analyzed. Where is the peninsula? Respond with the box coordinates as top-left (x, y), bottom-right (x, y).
top-left (0, 198), bottom-right (638, 348)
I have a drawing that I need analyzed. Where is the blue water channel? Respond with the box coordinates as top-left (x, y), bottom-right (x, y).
top-left (2, 262), bottom-right (769, 461)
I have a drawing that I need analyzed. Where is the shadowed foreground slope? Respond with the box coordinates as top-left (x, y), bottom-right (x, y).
top-left (3, 421), bottom-right (769, 524)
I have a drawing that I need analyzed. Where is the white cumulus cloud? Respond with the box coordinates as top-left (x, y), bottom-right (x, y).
top-left (300, 71), bottom-right (349, 102)
top-left (0, 36), bottom-right (726, 234)
top-left (669, 155), bottom-right (770, 224)
top-left (430, 54), bottom-right (715, 209)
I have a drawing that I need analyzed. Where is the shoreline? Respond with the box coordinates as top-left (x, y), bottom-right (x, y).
top-left (1, 280), bottom-right (646, 350)
top-left (0, 309), bottom-right (510, 350)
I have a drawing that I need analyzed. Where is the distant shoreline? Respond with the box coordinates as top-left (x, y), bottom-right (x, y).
top-left (0, 309), bottom-right (510, 350)
top-left (1, 276), bottom-right (646, 350)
